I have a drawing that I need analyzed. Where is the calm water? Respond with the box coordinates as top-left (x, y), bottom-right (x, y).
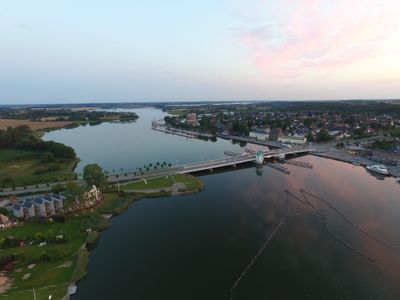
top-left (43, 108), bottom-right (243, 174)
top-left (45, 109), bottom-right (400, 300)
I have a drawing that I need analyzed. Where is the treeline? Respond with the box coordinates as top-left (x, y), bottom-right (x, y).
top-left (268, 101), bottom-right (400, 116)
top-left (0, 125), bottom-right (76, 160)
top-left (0, 108), bottom-right (138, 122)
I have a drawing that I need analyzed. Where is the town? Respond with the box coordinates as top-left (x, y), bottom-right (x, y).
top-left (156, 101), bottom-right (400, 156)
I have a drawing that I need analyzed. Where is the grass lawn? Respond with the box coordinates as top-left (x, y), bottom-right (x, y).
top-left (0, 149), bottom-right (77, 188)
top-left (121, 174), bottom-right (204, 192)
top-left (166, 108), bottom-right (186, 116)
top-left (172, 174), bottom-right (204, 191)
top-left (0, 218), bottom-right (87, 299)
top-left (122, 176), bottom-right (174, 190)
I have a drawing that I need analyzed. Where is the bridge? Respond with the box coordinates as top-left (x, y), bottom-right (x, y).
top-left (173, 145), bottom-right (316, 174)
top-left (104, 145), bottom-right (318, 183)
top-left (0, 145), bottom-right (316, 197)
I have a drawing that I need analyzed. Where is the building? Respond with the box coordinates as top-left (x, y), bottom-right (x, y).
top-left (8, 193), bottom-right (66, 219)
top-left (0, 214), bottom-right (11, 229)
top-left (278, 136), bottom-right (307, 145)
top-left (33, 198), bottom-right (47, 217)
top-left (52, 194), bottom-right (65, 212)
top-left (83, 185), bottom-right (101, 208)
top-left (186, 113), bottom-right (199, 126)
top-left (23, 202), bottom-right (35, 218)
top-left (249, 130), bottom-right (269, 141)
top-left (43, 196), bottom-right (56, 216)
top-left (269, 128), bottom-right (283, 141)
top-left (12, 204), bottom-right (24, 218)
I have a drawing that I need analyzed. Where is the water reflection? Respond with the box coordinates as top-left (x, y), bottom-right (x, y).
top-left (42, 108), bottom-right (400, 300)
top-left (43, 108), bottom-right (243, 173)
top-left (73, 155), bottom-right (400, 300)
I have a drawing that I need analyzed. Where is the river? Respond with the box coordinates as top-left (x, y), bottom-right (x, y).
top-left (44, 108), bottom-right (400, 300)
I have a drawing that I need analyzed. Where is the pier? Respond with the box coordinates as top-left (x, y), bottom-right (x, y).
top-left (217, 133), bottom-right (286, 148)
top-left (266, 163), bottom-right (291, 174)
top-left (224, 151), bottom-right (243, 157)
top-left (284, 160), bottom-right (313, 169)
top-left (152, 124), bottom-right (214, 139)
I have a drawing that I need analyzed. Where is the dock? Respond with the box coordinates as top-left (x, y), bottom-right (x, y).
top-left (224, 151), bottom-right (243, 157)
top-left (285, 160), bottom-right (313, 169)
top-left (152, 125), bottom-right (214, 139)
top-left (217, 133), bottom-right (285, 148)
top-left (266, 163), bottom-right (291, 174)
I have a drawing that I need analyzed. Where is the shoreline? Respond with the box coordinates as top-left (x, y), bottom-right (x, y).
top-left (66, 176), bottom-right (204, 298)
top-left (313, 151), bottom-right (400, 178)
top-left (0, 174), bottom-right (204, 299)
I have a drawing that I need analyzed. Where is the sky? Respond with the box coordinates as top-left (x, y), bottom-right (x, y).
top-left (1, 0), bottom-right (399, 104)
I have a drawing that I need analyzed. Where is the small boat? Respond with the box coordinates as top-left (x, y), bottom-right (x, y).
top-left (366, 164), bottom-right (390, 176)
top-left (352, 162), bottom-right (360, 166)
top-left (396, 177), bottom-right (400, 183)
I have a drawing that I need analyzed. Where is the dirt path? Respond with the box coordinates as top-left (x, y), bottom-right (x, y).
top-left (0, 274), bottom-right (12, 294)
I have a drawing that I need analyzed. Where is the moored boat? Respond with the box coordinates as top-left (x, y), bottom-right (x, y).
top-left (366, 164), bottom-right (390, 176)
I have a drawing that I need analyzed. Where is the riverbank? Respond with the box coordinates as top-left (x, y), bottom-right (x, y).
top-left (314, 149), bottom-right (400, 177)
top-left (0, 174), bottom-right (204, 299)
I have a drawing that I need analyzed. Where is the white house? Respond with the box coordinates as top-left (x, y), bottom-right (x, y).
top-left (0, 214), bottom-right (11, 229)
top-left (249, 131), bottom-right (269, 141)
top-left (83, 185), bottom-right (101, 208)
top-left (43, 196), bottom-right (56, 216)
top-left (23, 202), bottom-right (36, 218)
top-left (33, 198), bottom-right (47, 217)
top-left (12, 204), bottom-right (24, 218)
top-left (52, 194), bottom-right (64, 212)
top-left (278, 135), bottom-right (307, 145)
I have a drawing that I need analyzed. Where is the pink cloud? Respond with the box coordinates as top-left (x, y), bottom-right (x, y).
top-left (234, 0), bottom-right (400, 77)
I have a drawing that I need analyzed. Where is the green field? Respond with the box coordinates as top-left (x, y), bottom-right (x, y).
top-left (0, 149), bottom-right (78, 188)
top-left (0, 218), bottom-right (87, 299)
top-left (121, 174), bottom-right (204, 191)
top-left (0, 193), bottom-right (134, 298)
top-left (173, 174), bottom-right (204, 191)
top-left (166, 108), bottom-right (186, 116)
top-left (0, 150), bottom-right (37, 162)
top-left (122, 176), bottom-right (174, 190)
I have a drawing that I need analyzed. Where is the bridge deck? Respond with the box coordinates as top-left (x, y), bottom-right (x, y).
top-left (106, 146), bottom-right (316, 182)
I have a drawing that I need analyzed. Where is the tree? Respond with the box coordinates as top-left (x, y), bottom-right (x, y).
top-left (0, 207), bottom-right (10, 217)
top-left (51, 183), bottom-right (65, 194)
top-left (82, 164), bottom-right (107, 187)
top-left (316, 129), bottom-right (333, 142)
top-left (306, 132), bottom-right (315, 142)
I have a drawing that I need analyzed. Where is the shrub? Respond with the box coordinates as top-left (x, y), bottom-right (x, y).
top-left (54, 215), bottom-right (66, 223)
top-left (51, 183), bottom-right (65, 193)
top-left (34, 251), bottom-right (50, 262)
top-left (35, 232), bottom-right (45, 242)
